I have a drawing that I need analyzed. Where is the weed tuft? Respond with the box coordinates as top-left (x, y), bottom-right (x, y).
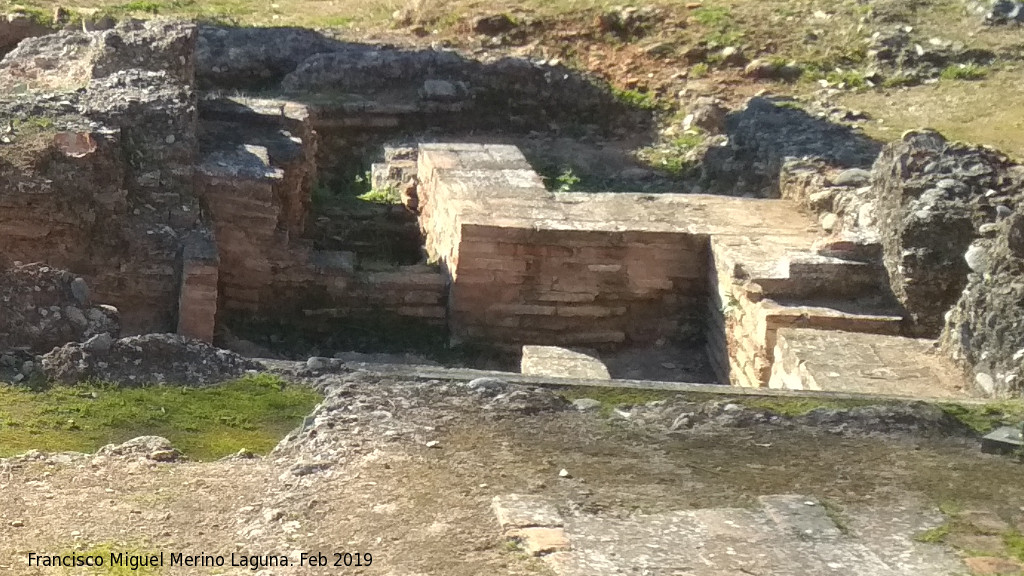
top-left (613, 87), bottom-right (659, 111)
top-left (555, 167), bottom-right (580, 192)
top-left (940, 63), bottom-right (989, 81)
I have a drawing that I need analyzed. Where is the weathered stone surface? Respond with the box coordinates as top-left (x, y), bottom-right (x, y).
top-left (528, 494), bottom-right (963, 576)
top-left (520, 346), bottom-right (611, 380)
top-left (683, 96), bottom-right (728, 134)
top-left (196, 25), bottom-right (344, 89)
top-left (177, 232), bottom-right (219, 343)
top-left (510, 527), bottom-right (571, 556)
top-left (964, 556), bottom-right (1024, 576)
top-left (770, 328), bottom-right (969, 398)
top-left (942, 210), bottom-right (1024, 397)
top-left (96, 435), bottom-right (182, 461)
top-left (871, 130), bottom-right (1023, 337)
top-left (743, 57), bottom-right (803, 80)
top-left (492, 494), bottom-right (564, 529)
top-left (0, 21), bottom-right (200, 334)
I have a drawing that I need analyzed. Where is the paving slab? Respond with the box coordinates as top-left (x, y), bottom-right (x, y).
top-left (494, 493), bottom-right (969, 576)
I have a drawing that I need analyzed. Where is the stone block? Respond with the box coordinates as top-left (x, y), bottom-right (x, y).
top-left (508, 527), bottom-right (570, 556)
top-left (521, 345), bottom-right (611, 380)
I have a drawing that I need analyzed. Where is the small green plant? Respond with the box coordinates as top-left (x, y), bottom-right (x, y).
top-left (357, 186), bottom-right (402, 205)
top-left (555, 168), bottom-right (581, 192)
top-left (613, 87), bottom-right (659, 110)
top-left (773, 100), bottom-right (805, 111)
top-left (14, 116), bottom-right (56, 132)
top-left (720, 292), bottom-right (741, 317)
top-left (940, 63), bottom-right (989, 81)
top-left (690, 62), bottom-right (710, 78)
top-left (825, 69), bottom-right (868, 89)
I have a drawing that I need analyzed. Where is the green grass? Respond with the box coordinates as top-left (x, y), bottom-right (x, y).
top-left (940, 63), bottom-right (989, 81)
top-left (913, 501), bottom-right (1024, 564)
top-left (938, 400), bottom-right (1024, 433)
top-left (692, 5), bottom-right (742, 46)
top-left (693, 5), bottom-right (732, 29)
top-left (820, 499), bottom-right (851, 534)
top-left (1006, 532), bottom-right (1024, 562)
top-left (0, 374), bottom-right (320, 460)
top-left (735, 397), bottom-right (881, 418)
top-left (825, 69), bottom-right (868, 89)
top-left (612, 87), bottom-right (659, 111)
top-left (112, 0), bottom-right (163, 13)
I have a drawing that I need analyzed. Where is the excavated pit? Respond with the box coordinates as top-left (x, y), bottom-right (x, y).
top-left (0, 20), bottom-right (993, 396)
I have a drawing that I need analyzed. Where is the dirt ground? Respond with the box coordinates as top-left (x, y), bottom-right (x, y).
top-left (1, 374), bottom-right (1022, 575)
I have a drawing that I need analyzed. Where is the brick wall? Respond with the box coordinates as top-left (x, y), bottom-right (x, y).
top-left (449, 225), bottom-right (708, 349)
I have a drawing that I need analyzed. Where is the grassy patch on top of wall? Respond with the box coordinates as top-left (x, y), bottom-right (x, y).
top-left (937, 400), bottom-right (1024, 434)
top-left (0, 374), bottom-right (320, 460)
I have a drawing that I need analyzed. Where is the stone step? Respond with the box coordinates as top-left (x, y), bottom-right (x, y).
top-left (768, 328), bottom-right (971, 398)
top-left (760, 298), bottom-right (904, 338)
top-left (754, 253), bottom-right (889, 301)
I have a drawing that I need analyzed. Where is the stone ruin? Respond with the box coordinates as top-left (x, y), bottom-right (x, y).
top-left (1, 18), bottom-right (1023, 398)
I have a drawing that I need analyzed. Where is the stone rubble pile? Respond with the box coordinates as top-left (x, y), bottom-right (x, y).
top-left (0, 18), bottom-right (203, 334)
top-left (942, 209), bottom-right (1024, 396)
top-left (195, 25), bottom-right (646, 134)
top-left (608, 397), bottom-right (973, 437)
top-left (0, 262), bottom-right (119, 356)
top-left (864, 27), bottom-right (995, 86)
top-left (870, 130), bottom-right (1023, 337)
top-left (40, 333), bottom-right (264, 386)
top-left (272, 374), bottom-right (568, 467)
